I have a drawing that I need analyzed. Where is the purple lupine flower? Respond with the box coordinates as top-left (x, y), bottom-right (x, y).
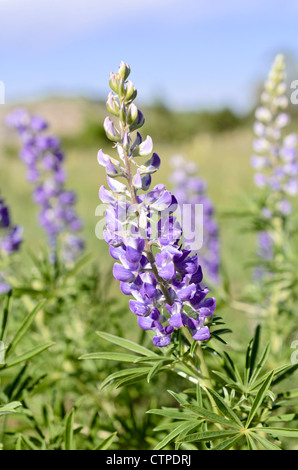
top-left (98, 62), bottom-right (216, 347)
top-left (7, 109), bottom-right (84, 263)
top-left (0, 196), bottom-right (23, 256)
top-left (252, 55), bottom-right (297, 204)
top-left (251, 55), bottom-right (298, 269)
top-left (0, 194), bottom-right (23, 294)
top-left (169, 155), bottom-right (220, 284)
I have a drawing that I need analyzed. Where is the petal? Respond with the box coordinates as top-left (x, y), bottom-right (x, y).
top-left (192, 326), bottom-right (210, 341)
top-left (113, 263), bottom-right (135, 282)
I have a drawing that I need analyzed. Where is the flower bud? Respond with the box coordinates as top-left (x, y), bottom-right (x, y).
top-left (104, 117), bottom-right (120, 142)
top-left (118, 61), bottom-right (131, 81)
top-left (109, 73), bottom-right (119, 94)
top-left (138, 136), bottom-right (153, 157)
top-left (126, 103), bottom-right (139, 124)
top-left (125, 80), bottom-right (137, 103)
top-left (130, 110), bottom-right (145, 131)
top-left (106, 92), bottom-right (120, 116)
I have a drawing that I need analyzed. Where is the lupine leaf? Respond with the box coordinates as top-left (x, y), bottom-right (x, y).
top-left (251, 427), bottom-right (298, 437)
top-left (100, 367), bottom-right (151, 390)
top-left (183, 405), bottom-right (240, 429)
top-left (19, 435), bottom-right (40, 450)
top-left (246, 434), bottom-right (259, 450)
top-left (211, 434), bottom-right (243, 450)
top-left (3, 342), bottom-right (54, 369)
top-left (207, 389), bottom-right (242, 427)
top-left (96, 331), bottom-right (157, 357)
top-left (64, 408), bottom-right (75, 450)
top-left (79, 352), bottom-right (137, 362)
top-left (246, 325), bottom-right (261, 383)
top-left (168, 390), bottom-right (189, 405)
top-left (223, 352), bottom-right (243, 385)
top-left (154, 421), bottom-right (189, 432)
top-left (0, 401), bottom-right (22, 416)
top-left (249, 343), bottom-right (270, 385)
top-left (196, 382), bottom-right (202, 407)
top-left (250, 432), bottom-right (281, 450)
top-left (134, 356), bottom-right (175, 364)
top-left (267, 414), bottom-right (297, 423)
top-left (6, 300), bottom-right (46, 355)
top-left (272, 364), bottom-right (298, 386)
top-left (154, 422), bottom-right (197, 450)
top-left (0, 290), bottom-right (12, 342)
top-left (115, 371), bottom-right (153, 388)
top-left (147, 408), bottom-right (197, 420)
top-left (246, 370), bottom-right (275, 427)
top-left (179, 430), bottom-right (238, 443)
top-left (94, 432), bottom-right (117, 450)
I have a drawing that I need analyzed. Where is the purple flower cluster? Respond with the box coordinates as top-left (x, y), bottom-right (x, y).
top-left (252, 55), bottom-right (298, 269)
top-left (7, 109), bottom-right (84, 263)
top-left (98, 62), bottom-right (216, 347)
top-left (0, 194), bottom-right (23, 294)
top-left (169, 155), bottom-right (220, 284)
top-left (252, 54), bottom-right (298, 214)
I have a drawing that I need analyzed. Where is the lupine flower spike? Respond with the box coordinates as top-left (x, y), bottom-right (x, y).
top-left (251, 54), bottom-right (298, 269)
top-left (7, 110), bottom-right (85, 263)
top-left (169, 155), bottom-right (220, 284)
top-left (0, 193), bottom-right (23, 294)
top-left (98, 62), bottom-right (216, 347)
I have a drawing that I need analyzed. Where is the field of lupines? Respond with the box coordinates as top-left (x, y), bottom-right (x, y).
top-left (0, 56), bottom-right (298, 451)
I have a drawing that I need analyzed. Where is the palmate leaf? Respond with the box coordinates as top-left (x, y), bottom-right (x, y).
top-left (246, 370), bottom-right (275, 428)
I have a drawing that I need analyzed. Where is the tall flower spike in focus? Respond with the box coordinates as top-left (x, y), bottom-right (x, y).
top-left (7, 109), bottom-right (85, 264)
top-left (251, 54), bottom-right (298, 269)
top-left (0, 192), bottom-right (23, 294)
top-left (169, 155), bottom-right (220, 285)
top-left (98, 62), bottom-right (216, 347)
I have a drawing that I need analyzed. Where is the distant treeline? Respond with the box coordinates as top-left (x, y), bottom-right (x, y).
top-left (62, 99), bottom-right (298, 149)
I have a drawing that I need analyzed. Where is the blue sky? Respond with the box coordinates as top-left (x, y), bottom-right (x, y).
top-left (1, 0), bottom-right (298, 112)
